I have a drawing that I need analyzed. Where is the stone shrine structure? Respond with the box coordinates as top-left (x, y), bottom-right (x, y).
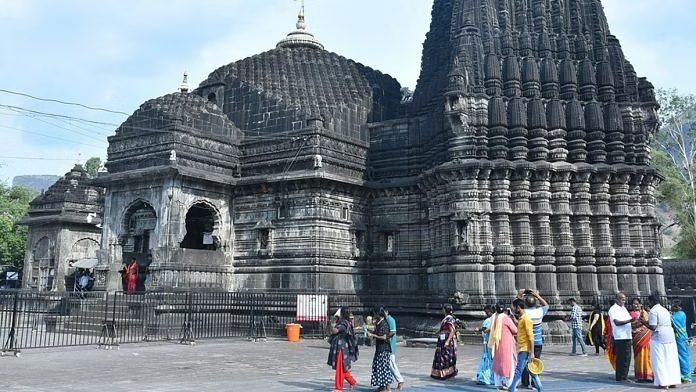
top-left (24, 1), bottom-right (665, 305)
top-left (20, 165), bottom-right (103, 291)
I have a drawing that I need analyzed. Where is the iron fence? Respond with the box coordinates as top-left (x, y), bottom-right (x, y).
top-left (0, 290), bottom-right (374, 352)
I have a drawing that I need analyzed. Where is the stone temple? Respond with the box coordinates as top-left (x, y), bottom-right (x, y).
top-left (22, 0), bottom-right (664, 305)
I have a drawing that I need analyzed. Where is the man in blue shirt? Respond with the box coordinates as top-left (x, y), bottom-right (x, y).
top-left (520, 289), bottom-right (548, 390)
top-left (384, 307), bottom-right (405, 390)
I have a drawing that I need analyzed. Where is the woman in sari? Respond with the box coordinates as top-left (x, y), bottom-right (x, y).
top-left (125, 258), bottom-right (139, 295)
top-left (367, 307), bottom-right (394, 391)
top-left (475, 305), bottom-right (495, 385)
top-left (328, 307), bottom-right (358, 391)
top-left (671, 300), bottom-right (693, 383)
top-left (430, 304), bottom-right (458, 380)
top-left (489, 303), bottom-right (517, 391)
top-left (630, 298), bottom-right (654, 382)
top-left (588, 303), bottom-right (606, 355)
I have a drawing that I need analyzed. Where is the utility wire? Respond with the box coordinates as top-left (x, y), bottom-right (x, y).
top-left (0, 88), bottom-right (130, 115)
top-left (0, 124), bottom-right (106, 148)
top-left (0, 156), bottom-right (76, 161)
top-left (1, 109), bottom-right (108, 142)
top-left (0, 104), bottom-right (119, 127)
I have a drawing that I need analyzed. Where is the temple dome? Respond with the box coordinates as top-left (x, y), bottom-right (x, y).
top-left (113, 92), bottom-right (240, 141)
top-left (106, 92), bottom-right (242, 177)
top-left (20, 164), bottom-right (103, 226)
top-left (197, 47), bottom-right (401, 141)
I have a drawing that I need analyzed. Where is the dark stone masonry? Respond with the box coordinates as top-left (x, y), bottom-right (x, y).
top-left (22, 0), bottom-right (664, 307)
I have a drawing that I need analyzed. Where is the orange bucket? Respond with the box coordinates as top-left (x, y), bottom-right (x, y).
top-left (286, 323), bottom-right (302, 342)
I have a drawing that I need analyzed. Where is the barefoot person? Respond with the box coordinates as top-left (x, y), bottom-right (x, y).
top-left (568, 298), bottom-right (588, 356)
top-left (384, 307), bottom-right (405, 390)
top-left (641, 294), bottom-right (681, 389)
top-left (509, 299), bottom-right (543, 392)
top-left (629, 298), bottom-right (654, 382)
top-left (368, 307), bottom-right (394, 392)
top-left (328, 308), bottom-right (358, 391)
top-left (430, 304), bottom-right (458, 380)
top-left (671, 300), bottom-right (693, 383)
top-left (588, 303), bottom-right (606, 355)
top-left (489, 303), bottom-right (517, 391)
top-left (519, 289), bottom-right (548, 389)
top-left (475, 305), bottom-right (495, 386)
top-left (607, 292), bottom-right (636, 384)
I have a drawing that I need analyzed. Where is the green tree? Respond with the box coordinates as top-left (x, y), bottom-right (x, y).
top-left (84, 157), bottom-right (102, 177)
top-left (0, 183), bottom-right (35, 267)
top-left (653, 89), bottom-right (696, 257)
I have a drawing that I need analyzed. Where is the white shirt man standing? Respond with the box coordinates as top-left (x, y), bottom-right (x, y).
top-left (607, 292), bottom-right (634, 383)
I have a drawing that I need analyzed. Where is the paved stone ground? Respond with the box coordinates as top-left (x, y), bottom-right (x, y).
top-left (0, 339), bottom-right (695, 392)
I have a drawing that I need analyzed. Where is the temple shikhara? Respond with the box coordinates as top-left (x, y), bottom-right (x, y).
top-left (21, 0), bottom-right (664, 305)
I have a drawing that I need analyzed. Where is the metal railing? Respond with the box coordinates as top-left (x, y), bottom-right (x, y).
top-left (0, 290), bottom-right (371, 352)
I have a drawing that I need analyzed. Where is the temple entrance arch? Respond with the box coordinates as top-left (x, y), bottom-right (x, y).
top-left (180, 201), bottom-right (220, 250)
top-left (31, 236), bottom-right (55, 291)
top-left (121, 200), bottom-right (157, 264)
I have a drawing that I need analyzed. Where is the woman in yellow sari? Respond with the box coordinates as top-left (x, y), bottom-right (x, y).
top-left (629, 298), bottom-right (654, 382)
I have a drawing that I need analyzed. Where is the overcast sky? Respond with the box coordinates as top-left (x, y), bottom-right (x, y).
top-left (0, 0), bottom-right (694, 182)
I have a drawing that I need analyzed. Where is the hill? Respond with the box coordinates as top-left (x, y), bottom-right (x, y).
top-left (12, 175), bottom-right (59, 193)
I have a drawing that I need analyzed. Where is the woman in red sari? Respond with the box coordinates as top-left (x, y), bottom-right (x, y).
top-left (125, 258), bottom-right (139, 295)
top-left (629, 298), bottom-right (653, 382)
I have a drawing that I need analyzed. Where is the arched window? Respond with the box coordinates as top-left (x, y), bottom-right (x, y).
top-left (121, 200), bottom-right (157, 255)
top-left (181, 202), bottom-right (218, 250)
top-left (207, 93), bottom-right (217, 104)
top-left (32, 237), bottom-right (55, 291)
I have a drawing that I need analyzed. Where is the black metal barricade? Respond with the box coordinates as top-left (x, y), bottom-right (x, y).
top-left (0, 289), bottom-right (345, 351)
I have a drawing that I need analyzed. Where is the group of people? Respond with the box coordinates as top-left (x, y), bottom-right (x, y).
top-left (471, 290), bottom-right (548, 392)
top-left (327, 291), bottom-right (693, 392)
top-left (328, 306), bottom-right (405, 392)
top-left (605, 292), bottom-right (692, 389)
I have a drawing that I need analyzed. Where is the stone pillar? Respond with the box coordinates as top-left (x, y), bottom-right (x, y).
top-left (642, 173), bottom-right (665, 294)
top-left (571, 169), bottom-right (598, 297)
top-left (590, 170), bottom-right (617, 294)
top-left (448, 167), bottom-right (486, 302)
top-left (490, 165), bottom-right (515, 298)
top-left (551, 168), bottom-right (578, 298)
top-left (610, 170), bottom-right (637, 295)
top-left (477, 166), bottom-right (495, 300)
top-left (531, 166), bottom-right (558, 303)
top-left (510, 166), bottom-right (535, 290)
top-left (629, 173), bottom-right (649, 295)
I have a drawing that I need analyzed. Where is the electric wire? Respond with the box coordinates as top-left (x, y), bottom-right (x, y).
top-left (0, 88), bottom-right (130, 116)
top-left (0, 124), bottom-right (105, 148)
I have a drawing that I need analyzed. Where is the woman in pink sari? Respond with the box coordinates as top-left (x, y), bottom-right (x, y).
top-left (488, 303), bottom-right (518, 391)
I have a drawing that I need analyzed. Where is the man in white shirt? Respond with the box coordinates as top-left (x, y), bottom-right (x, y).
top-left (607, 292), bottom-right (634, 383)
top-left (641, 293), bottom-right (681, 389)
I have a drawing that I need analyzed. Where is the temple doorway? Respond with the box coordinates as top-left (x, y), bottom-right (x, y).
top-left (180, 202), bottom-right (218, 250)
top-left (121, 201), bottom-right (157, 268)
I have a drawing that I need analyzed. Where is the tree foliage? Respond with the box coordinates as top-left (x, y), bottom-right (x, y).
top-left (652, 89), bottom-right (696, 257)
top-left (84, 157), bottom-right (102, 178)
top-left (0, 182), bottom-right (35, 267)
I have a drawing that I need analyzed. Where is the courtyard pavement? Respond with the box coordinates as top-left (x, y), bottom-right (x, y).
top-left (0, 338), bottom-right (695, 392)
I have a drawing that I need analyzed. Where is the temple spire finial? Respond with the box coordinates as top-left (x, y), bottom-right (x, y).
top-left (179, 71), bottom-right (190, 93)
top-left (297, 0), bottom-right (305, 29)
top-left (276, 0), bottom-right (324, 50)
